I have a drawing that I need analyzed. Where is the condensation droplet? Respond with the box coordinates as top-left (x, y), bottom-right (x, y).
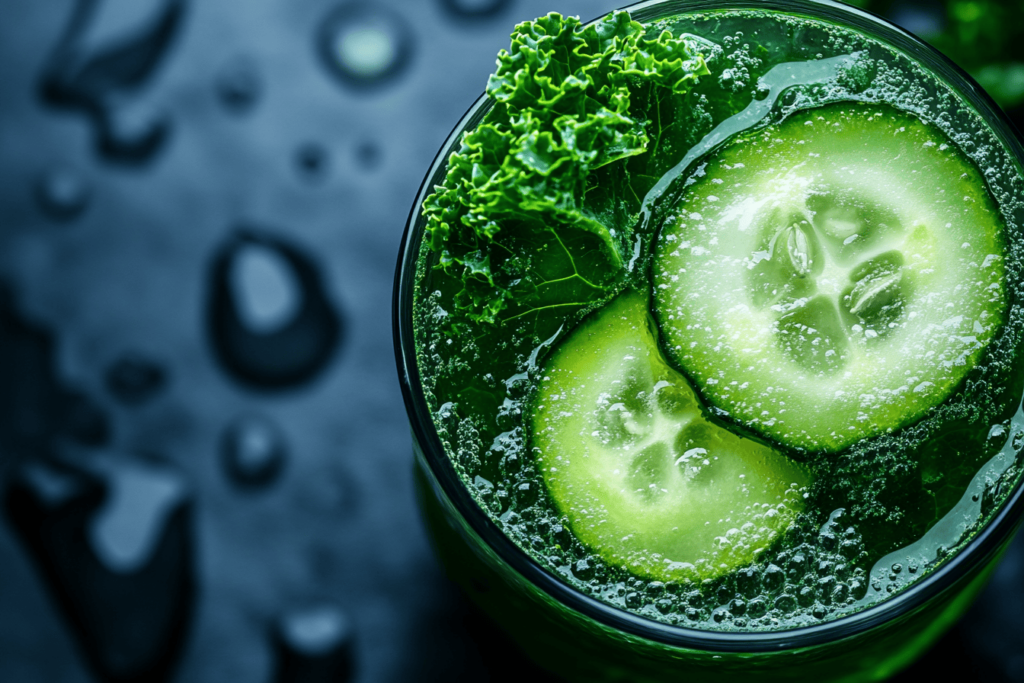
top-left (39, 0), bottom-right (184, 164)
top-left (295, 142), bottom-right (330, 183)
top-left (35, 165), bottom-right (91, 222)
top-left (440, 0), bottom-right (511, 20)
top-left (230, 241), bottom-right (303, 334)
top-left (318, 4), bottom-right (413, 88)
top-left (4, 456), bottom-right (196, 680)
top-left (274, 604), bottom-right (354, 682)
top-left (89, 460), bottom-right (188, 573)
top-left (207, 229), bottom-right (342, 390)
top-left (221, 413), bottom-right (287, 490)
top-left (216, 55), bottom-right (262, 113)
top-left (100, 100), bottom-right (170, 163)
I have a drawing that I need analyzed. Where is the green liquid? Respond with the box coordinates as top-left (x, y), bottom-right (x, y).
top-left (413, 8), bottom-right (1024, 632)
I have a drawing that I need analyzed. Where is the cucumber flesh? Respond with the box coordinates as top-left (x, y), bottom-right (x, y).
top-left (653, 103), bottom-right (1007, 452)
top-left (532, 292), bottom-right (810, 583)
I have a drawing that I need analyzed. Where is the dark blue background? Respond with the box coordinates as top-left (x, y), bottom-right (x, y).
top-left (0, 1), bottom-right (1021, 681)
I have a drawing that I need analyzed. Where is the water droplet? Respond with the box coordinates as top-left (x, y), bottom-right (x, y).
top-left (216, 55), bottom-right (261, 113)
top-left (440, 0), bottom-right (511, 20)
top-left (354, 140), bottom-right (382, 171)
top-left (295, 142), bottom-right (330, 183)
top-left (207, 229), bottom-right (343, 390)
top-left (4, 456), bottom-right (195, 681)
top-left (274, 604), bottom-right (354, 682)
top-left (88, 459), bottom-right (189, 573)
top-left (105, 353), bottom-right (168, 405)
top-left (221, 414), bottom-right (287, 490)
top-left (0, 282), bottom-right (112, 452)
top-left (39, 0), bottom-right (185, 164)
top-left (230, 240), bottom-right (302, 333)
top-left (318, 4), bottom-right (413, 89)
top-left (35, 165), bottom-right (91, 221)
top-left (99, 100), bottom-right (171, 163)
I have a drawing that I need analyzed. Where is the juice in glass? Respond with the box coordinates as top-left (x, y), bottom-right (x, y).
top-left (395, 1), bottom-right (1024, 679)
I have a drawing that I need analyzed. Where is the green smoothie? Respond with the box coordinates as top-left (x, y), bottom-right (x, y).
top-left (412, 7), bottom-right (1024, 633)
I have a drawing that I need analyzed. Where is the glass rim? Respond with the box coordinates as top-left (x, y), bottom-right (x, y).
top-left (393, 0), bottom-right (1024, 653)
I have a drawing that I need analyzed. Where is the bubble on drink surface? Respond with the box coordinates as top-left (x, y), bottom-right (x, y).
top-left (836, 52), bottom-right (878, 94)
top-left (318, 4), bottom-right (413, 88)
top-left (717, 34), bottom-right (763, 94)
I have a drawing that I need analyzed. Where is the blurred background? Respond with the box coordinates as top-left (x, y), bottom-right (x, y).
top-left (0, 0), bottom-right (1020, 681)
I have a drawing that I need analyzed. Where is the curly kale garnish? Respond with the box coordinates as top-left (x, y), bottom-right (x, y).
top-left (422, 11), bottom-right (711, 326)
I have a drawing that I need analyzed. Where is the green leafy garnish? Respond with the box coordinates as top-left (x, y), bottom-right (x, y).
top-left (422, 11), bottom-right (711, 325)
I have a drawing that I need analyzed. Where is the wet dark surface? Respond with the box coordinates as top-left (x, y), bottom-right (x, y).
top-left (0, 1), bottom-right (1021, 682)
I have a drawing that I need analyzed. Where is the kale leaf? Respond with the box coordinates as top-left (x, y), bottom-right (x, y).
top-left (422, 11), bottom-right (711, 326)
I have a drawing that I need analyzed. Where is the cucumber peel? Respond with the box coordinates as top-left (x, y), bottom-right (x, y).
top-left (532, 292), bottom-right (810, 583)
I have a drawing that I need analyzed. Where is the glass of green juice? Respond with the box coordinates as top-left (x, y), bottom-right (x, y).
top-left (394, 0), bottom-right (1024, 680)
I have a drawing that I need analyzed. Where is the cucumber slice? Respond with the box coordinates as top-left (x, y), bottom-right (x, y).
top-left (653, 103), bottom-right (1008, 452)
top-left (532, 292), bottom-right (809, 583)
